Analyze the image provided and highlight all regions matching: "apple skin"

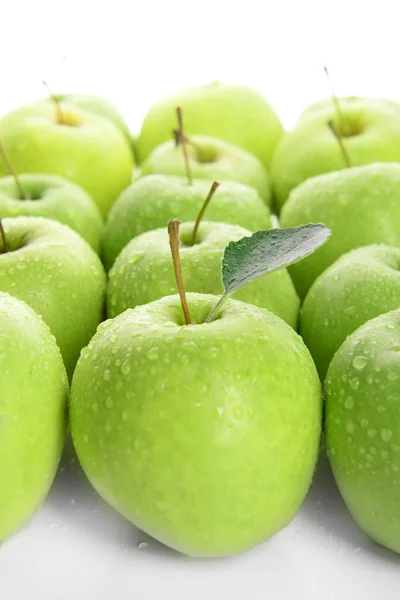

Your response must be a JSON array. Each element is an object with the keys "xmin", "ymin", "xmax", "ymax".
[
  {"xmin": 0, "ymin": 102, "xmax": 134, "ymax": 217},
  {"xmin": 0, "ymin": 292, "xmax": 68, "ymax": 543},
  {"xmin": 136, "ymin": 81, "xmax": 283, "ymax": 166},
  {"xmin": 107, "ymin": 221, "xmax": 299, "ymax": 328},
  {"xmin": 280, "ymin": 163, "xmax": 400, "ymax": 299},
  {"xmin": 70, "ymin": 293, "xmax": 321, "ymax": 557},
  {"xmin": 102, "ymin": 175, "xmax": 272, "ymax": 271},
  {"xmin": 140, "ymin": 134, "xmax": 271, "ymax": 206},
  {"xmin": 271, "ymin": 97, "xmax": 400, "ymax": 211},
  {"xmin": 0, "ymin": 174, "xmax": 103, "ymax": 253},
  {"xmin": 301, "ymin": 244, "xmax": 400, "ymax": 380},
  {"xmin": 0, "ymin": 217, "xmax": 106, "ymax": 379},
  {"xmin": 325, "ymin": 308, "xmax": 400, "ymax": 553},
  {"xmin": 58, "ymin": 94, "xmax": 131, "ymax": 143}
]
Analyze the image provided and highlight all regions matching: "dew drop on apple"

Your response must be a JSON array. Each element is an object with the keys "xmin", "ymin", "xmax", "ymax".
[
  {"xmin": 381, "ymin": 428, "xmax": 393, "ymax": 442},
  {"xmin": 350, "ymin": 377, "xmax": 360, "ymax": 390},
  {"xmin": 103, "ymin": 369, "xmax": 111, "ymax": 381},
  {"xmin": 352, "ymin": 356, "xmax": 368, "ymax": 371},
  {"xmin": 346, "ymin": 420, "xmax": 355, "ymax": 434},
  {"xmin": 121, "ymin": 360, "xmax": 130, "ymax": 375},
  {"xmin": 105, "ymin": 397, "xmax": 113, "ymax": 408},
  {"xmin": 367, "ymin": 428, "xmax": 377, "ymax": 438},
  {"xmin": 344, "ymin": 396, "xmax": 354, "ymax": 409}
]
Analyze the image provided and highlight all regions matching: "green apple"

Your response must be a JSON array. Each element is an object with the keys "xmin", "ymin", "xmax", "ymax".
[
  {"xmin": 57, "ymin": 94, "xmax": 131, "ymax": 143},
  {"xmin": 102, "ymin": 175, "xmax": 272, "ymax": 271},
  {"xmin": 325, "ymin": 308, "xmax": 400, "ymax": 553},
  {"xmin": 71, "ymin": 292, "xmax": 321, "ymax": 557},
  {"xmin": 0, "ymin": 101, "xmax": 134, "ymax": 216},
  {"xmin": 301, "ymin": 244, "xmax": 400, "ymax": 379},
  {"xmin": 280, "ymin": 163, "xmax": 400, "ymax": 299},
  {"xmin": 296, "ymin": 96, "xmax": 400, "ymax": 127},
  {"xmin": 107, "ymin": 221, "xmax": 299, "ymax": 328},
  {"xmin": 0, "ymin": 173, "xmax": 103, "ymax": 252},
  {"xmin": 0, "ymin": 292, "xmax": 68, "ymax": 542},
  {"xmin": 5, "ymin": 94, "xmax": 131, "ymax": 143},
  {"xmin": 0, "ymin": 216, "xmax": 106, "ymax": 378},
  {"xmin": 140, "ymin": 134, "xmax": 271, "ymax": 206},
  {"xmin": 271, "ymin": 97, "xmax": 400, "ymax": 211},
  {"xmin": 136, "ymin": 81, "xmax": 283, "ymax": 166}
]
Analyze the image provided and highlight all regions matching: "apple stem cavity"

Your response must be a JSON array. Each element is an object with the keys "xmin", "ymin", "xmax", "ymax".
[
  {"xmin": 323, "ymin": 66, "xmax": 350, "ymax": 136},
  {"xmin": 327, "ymin": 120, "xmax": 352, "ymax": 167},
  {"xmin": 168, "ymin": 218, "xmax": 192, "ymax": 325},
  {"xmin": 42, "ymin": 80, "xmax": 63, "ymax": 125},
  {"xmin": 191, "ymin": 181, "xmax": 220, "ymax": 246},
  {"xmin": 0, "ymin": 141, "xmax": 26, "ymax": 200},
  {"xmin": 0, "ymin": 220, "xmax": 8, "ymax": 254},
  {"xmin": 172, "ymin": 107, "xmax": 192, "ymax": 185}
]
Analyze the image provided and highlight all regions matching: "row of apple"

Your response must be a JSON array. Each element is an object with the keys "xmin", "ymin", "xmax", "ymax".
[{"xmin": 1, "ymin": 81, "xmax": 399, "ymax": 557}]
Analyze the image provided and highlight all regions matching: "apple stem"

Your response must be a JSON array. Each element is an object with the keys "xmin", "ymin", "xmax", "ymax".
[
  {"xmin": 327, "ymin": 121, "xmax": 351, "ymax": 167},
  {"xmin": 0, "ymin": 141, "xmax": 26, "ymax": 200},
  {"xmin": 168, "ymin": 219, "xmax": 192, "ymax": 325},
  {"xmin": 191, "ymin": 181, "xmax": 220, "ymax": 246},
  {"xmin": 42, "ymin": 81, "xmax": 63, "ymax": 124},
  {"xmin": 324, "ymin": 66, "xmax": 349, "ymax": 135},
  {"xmin": 172, "ymin": 107, "xmax": 192, "ymax": 185},
  {"xmin": 0, "ymin": 220, "xmax": 8, "ymax": 254}
]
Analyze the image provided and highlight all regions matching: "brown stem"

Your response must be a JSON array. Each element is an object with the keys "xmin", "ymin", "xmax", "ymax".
[
  {"xmin": 0, "ymin": 220, "xmax": 8, "ymax": 254},
  {"xmin": 191, "ymin": 181, "xmax": 220, "ymax": 245},
  {"xmin": 327, "ymin": 121, "xmax": 351, "ymax": 167},
  {"xmin": 172, "ymin": 106, "xmax": 192, "ymax": 185},
  {"xmin": 168, "ymin": 218, "xmax": 192, "ymax": 325},
  {"xmin": 324, "ymin": 66, "xmax": 348, "ymax": 136},
  {"xmin": 42, "ymin": 81, "xmax": 63, "ymax": 124},
  {"xmin": 0, "ymin": 141, "xmax": 26, "ymax": 199}
]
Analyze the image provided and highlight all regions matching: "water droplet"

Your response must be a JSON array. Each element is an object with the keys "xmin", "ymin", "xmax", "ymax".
[
  {"xmin": 105, "ymin": 398, "xmax": 113, "ymax": 409},
  {"xmin": 121, "ymin": 361, "xmax": 130, "ymax": 375},
  {"xmin": 381, "ymin": 429, "xmax": 393, "ymax": 442},
  {"xmin": 349, "ymin": 378, "xmax": 359, "ymax": 390},
  {"xmin": 346, "ymin": 420, "xmax": 355, "ymax": 434},
  {"xmin": 137, "ymin": 542, "xmax": 148, "ymax": 549},
  {"xmin": 103, "ymin": 369, "xmax": 111, "ymax": 381},
  {"xmin": 344, "ymin": 396, "xmax": 354, "ymax": 409},
  {"xmin": 352, "ymin": 356, "xmax": 368, "ymax": 371},
  {"xmin": 367, "ymin": 428, "xmax": 377, "ymax": 438},
  {"xmin": 387, "ymin": 372, "xmax": 398, "ymax": 382},
  {"xmin": 386, "ymin": 322, "xmax": 395, "ymax": 330}
]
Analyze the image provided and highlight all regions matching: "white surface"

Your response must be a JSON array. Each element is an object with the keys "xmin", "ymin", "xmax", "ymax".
[
  {"xmin": 1, "ymin": 438, "xmax": 399, "ymax": 599},
  {"xmin": 1, "ymin": 0, "xmax": 400, "ymax": 132},
  {"xmin": 2, "ymin": 1, "xmax": 400, "ymax": 596}
]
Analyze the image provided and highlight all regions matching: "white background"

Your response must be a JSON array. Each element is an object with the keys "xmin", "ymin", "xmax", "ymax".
[{"xmin": 1, "ymin": 1, "xmax": 400, "ymax": 598}]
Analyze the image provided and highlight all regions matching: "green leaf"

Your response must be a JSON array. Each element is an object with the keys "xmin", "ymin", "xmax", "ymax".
[{"xmin": 205, "ymin": 223, "xmax": 331, "ymax": 323}]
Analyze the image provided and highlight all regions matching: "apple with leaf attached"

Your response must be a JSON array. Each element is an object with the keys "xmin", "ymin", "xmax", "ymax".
[
  {"xmin": 107, "ymin": 181, "xmax": 299, "ymax": 328},
  {"xmin": 71, "ymin": 220, "xmax": 330, "ymax": 557}
]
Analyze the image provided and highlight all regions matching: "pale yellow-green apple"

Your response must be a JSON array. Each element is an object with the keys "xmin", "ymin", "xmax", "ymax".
[
  {"xmin": 107, "ymin": 221, "xmax": 299, "ymax": 328},
  {"xmin": 0, "ymin": 217, "xmax": 106, "ymax": 378},
  {"xmin": 325, "ymin": 309, "xmax": 400, "ymax": 553},
  {"xmin": 0, "ymin": 292, "xmax": 68, "ymax": 542},
  {"xmin": 71, "ymin": 223, "xmax": 330, "ymax": 556},
  {"xmin": 301, "ymin": 244, "xmax": 400, "ymax": 379},
  {"xmin": 0, "ymin": 101, "xmax": 133, "ymax": 216},
  {"xmin": 140, "ymin": 134, "xmax": 271, "ymax": 206},
  {"xmin": 136, "ymin": 82, "xmax": 283, "ymax": 166},
  {"xmin": 102, "ymin": 175, "xmax": 272, "ymax": 271},
  {"xmin": 271, "ymin": 97, "xmax": 400, "ymax": 211},
  {"xmin": 71, "ymin": 293, "xmax": 321, "ymax": 557},
  {"xmin": 0, "ymin": 173, "xmax": 103, "ymax": 252},
  {"xmin": 280, "ymin": 163, "xmax": 400, "ymax": 299}
]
